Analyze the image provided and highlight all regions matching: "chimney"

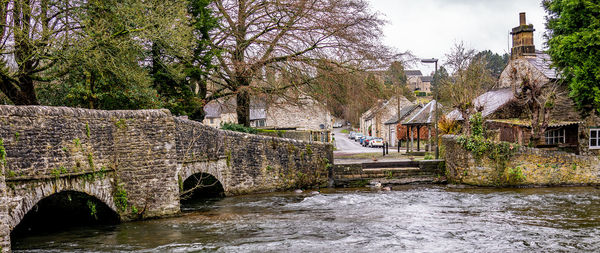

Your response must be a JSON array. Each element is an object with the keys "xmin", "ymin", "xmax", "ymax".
[
  {"xmin": 511, "ymin": 12, "xmax": 535, "ymax": 59},
  {"xmin": 519, "ymin": 12, "xmax": 526, "ymax": 26}
]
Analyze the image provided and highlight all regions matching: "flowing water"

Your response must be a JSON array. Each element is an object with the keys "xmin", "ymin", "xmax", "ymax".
[{"xmin": 12, "ymin": 185, "xmax": 600, "ymax": 252}]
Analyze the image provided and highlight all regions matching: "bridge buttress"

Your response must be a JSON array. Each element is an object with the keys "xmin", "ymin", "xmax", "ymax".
[{"xmin": 0, "ymin": 164, "xmax": 10, "ymax": 253}]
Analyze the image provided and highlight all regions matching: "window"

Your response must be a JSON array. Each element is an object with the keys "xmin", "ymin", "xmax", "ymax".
[
  {"xmin": 545, "ymin": 128, "xmax": 565, "ymax": 145},
  {"xmin": 210, "ymin": 118, "xmax": 214, "ymax": 124},
  {"xmin": 258, "ymin": 119, "xmax": 266, "ymax": 127},
  {"xmin": 590, "ymin": 128, "xmax": 600, "ymax": 149}
]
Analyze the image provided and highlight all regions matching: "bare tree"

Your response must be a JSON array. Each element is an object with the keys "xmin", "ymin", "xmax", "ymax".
[
  {"xmin": 441, "ymin": 43, "xmax": 495, "ymax": 135},
  {"xmin": 444, "ymin": 41, "xmax": 476, "ymax": 74},
  {"xmin": 208, "ymin": 0, "xmax": 392, "ymax": 126},
  {"xmin": 507, "ymin": 64, "xmax": 565, "ymax": 146},
  {"xmin": 0, "ymin": 0, "xmax": 81, "ymax": 105}
]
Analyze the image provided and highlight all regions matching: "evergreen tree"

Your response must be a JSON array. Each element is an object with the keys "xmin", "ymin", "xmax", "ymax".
[{"xmin": 544, "ymin": 0, "xmax": 600, "ymax": 115}]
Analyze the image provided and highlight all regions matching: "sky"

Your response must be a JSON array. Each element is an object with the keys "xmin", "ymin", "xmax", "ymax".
[{"xmin": 368, "ymin": 0, "xmax": 547, "ymax": 75}]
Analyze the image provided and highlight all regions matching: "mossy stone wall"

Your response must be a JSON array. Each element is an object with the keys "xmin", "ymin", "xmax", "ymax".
[{"xmin": 443, "ymin": 135, "xmax": 600, "ymax": 186}]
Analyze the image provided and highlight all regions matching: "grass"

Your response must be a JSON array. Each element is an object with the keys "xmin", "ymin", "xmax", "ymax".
[{"xmin": 340, "ymin": 129, "xmax": 350, "ymax": 134}]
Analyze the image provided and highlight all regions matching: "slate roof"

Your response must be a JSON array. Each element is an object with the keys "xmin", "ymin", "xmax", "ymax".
[
  {"xmin": 420, "ymin": 76, "xmax": 433, "ymax": 82},
  {"xmin": 384, "ymin": 104, "xmax": 422, "ymax": 125},
  {"xmin": 203, "ymin": 98, "xmax": 266, "ymax": 119},
  {"xmin": 528, "ymin": 51, "xmax": 558, "ymax": 80},
  {"xmin": 403, "ymin": 100, "xmax": 442, "ymax": 125},
  {"xmin": 250, "ymin": 108, "xmax": 266, "ymax": 120},
  {"xmin": 405, "ymin": 70, "xmax": 423, "ymax": 76},
  {"xmin": 487, "ymin": 119, "xmax": 581, "ymax": 128},
  {"xmin": 446, "ymin": 88, "xmax": 515, "ymax": 121}
]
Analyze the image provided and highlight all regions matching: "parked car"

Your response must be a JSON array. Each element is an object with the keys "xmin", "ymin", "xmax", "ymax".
[
  {"xmin": 349, "ymin": 131, "xmax": 357, "ymax": 139},
  {"xmin": 362, "ymin": 136, "xmax": 373, "ymax": 146},
  {"xmin": 354, "ymin": 133, "xmax": 364, "ymax": 141},
  {"xmin": 369, "ymin": 138, "xmax": 384, "ymax": 148},
  {"xmin": 333, "ymin": 122, "xmax": 343, "ymax": 128},
  {"xmin": 357, "ymin": 135, "xmax": 366, "ymax": 144}
]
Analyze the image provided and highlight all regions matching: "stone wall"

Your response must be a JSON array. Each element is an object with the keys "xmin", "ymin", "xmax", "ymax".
[
  {"xmin": 0, "ymin": 163, "xmax": 9, "ymax": 253},
  {"xmin": 255, "ymin": 130, "xmax": 330, "ymax": 143},
  {"xmin": 175, "ymin": 118, "xmax": 333, "ymax": 195},
  {"xmin": 443, "ymin": 135, "xmax": 600, "ymax": 186}
]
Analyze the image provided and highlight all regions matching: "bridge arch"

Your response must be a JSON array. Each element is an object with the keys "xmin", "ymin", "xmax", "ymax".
[
  {"xmin": 11, "ymin": 190, "xmax": 120, "ymax": 238},
  {"xmin": 178, "ymin": 159, "xmax": 228, "ymax": 203},
  {"xmin": 7, "ymin": 175, "xmax": 118, "ymax": 232},
  {"xmin": 180, "ymin": 172, "xmax": 225, "ymax": 203}
]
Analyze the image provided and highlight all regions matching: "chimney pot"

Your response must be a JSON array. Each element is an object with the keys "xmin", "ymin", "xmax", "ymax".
[{"xmin": 519, "ymin": 12, "xmax": 526, "ymax": 25}]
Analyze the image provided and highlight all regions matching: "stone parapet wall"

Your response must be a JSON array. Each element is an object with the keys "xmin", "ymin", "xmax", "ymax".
[
  {"xmin": 443, "ymin": 135, "xmax": 600, "ymax": 186},
  {"xmin": 175, "ymin": 118, "xmax": 333, "ymax": 195}
]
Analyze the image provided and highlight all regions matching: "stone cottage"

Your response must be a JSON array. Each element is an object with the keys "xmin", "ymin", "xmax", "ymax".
[
  {"xmin": 203, "ymin": 95, "xmax": 332, "ymax": 132},
  {"xmin": 447, "ymin": 12, "xmax": 599, "ymax": 154},
  {"xmin": 405, "ymin": 70, "xmax": 423, "ymax": 91},
  {"xmin": 360, "ymin": 95, "xmax": 413, "ymax": 140}
]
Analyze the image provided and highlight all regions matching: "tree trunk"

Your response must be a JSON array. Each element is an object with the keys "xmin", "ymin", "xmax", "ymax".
[
  {"xmin": 236, "ymin": 88, "xmax": 250, "ymax": 126},
  {"xmin": 460, "ymin": 111, "xmax": 471, "ymax": 135}
]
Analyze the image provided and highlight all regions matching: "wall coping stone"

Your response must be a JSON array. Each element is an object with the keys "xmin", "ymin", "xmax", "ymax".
[
  {"xmin": 175, "ymin": 117, "xmax": 330, "ymax": 146},
  {"xmin": 0, "ymin": 105, "xmax": 172, "ymax": 119}
]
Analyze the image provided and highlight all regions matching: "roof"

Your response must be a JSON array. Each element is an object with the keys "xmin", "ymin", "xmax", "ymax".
[
  {"xmin": 446, "ymin": 88, "xmax": 515, "ymax": 121},
  {"xmin": 405, "ymin": 70, "xmax": 423, "ymax": 77},
  {"xmin": 420, "ymin": 76, "xmax": 433, "ymax": 82},
  {"xmin": 403, "ymin": 100, "xmax": 442, "ymax": 125},
  {"xmin": 527, "ymin": 51, "xmax": 558, "ymax": 80},
  {"xmin": 487, "ymin": 119, "xmax": 581, "ymax": 128},
  {"xmin": 204, "ymin": 98, "xmax": 266, "ymax": 119},
  {"xmin": 384, "ymin": 104, "xmax": 422, "ymax": 125},
  {"xmin": 250, "ymin": 108, "xmax": 266, "ymax": 120}
]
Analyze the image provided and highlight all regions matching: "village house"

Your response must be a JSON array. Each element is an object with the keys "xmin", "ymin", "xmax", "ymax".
[
  {"xmin": 418, "ymin": 76, "xmax": 433, "ymax": 93},
  {"xmin": 447, "ymin": 12, "xmax": 599, "ymax": 155},
  {"xmin": 359, "ymin": 96, "xmax": 413, "ymax": 142},
  {"xmin": 203, "ymin": 95, "xmax": 332, "ymax": 132},
  {"xmin": 406, "ymin": 70, "xmax": 423, "ymax": 91}
]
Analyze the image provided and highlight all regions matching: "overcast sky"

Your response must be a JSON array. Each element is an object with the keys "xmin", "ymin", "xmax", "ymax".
[{"xmin": 369, "ymin": 0, "xmax": 547, "ymax": 75}]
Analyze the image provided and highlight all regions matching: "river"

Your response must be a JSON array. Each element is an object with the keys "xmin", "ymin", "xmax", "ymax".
[{"xmin": 12, "ymin": 185, "xmax": 600, "ymax": 252}]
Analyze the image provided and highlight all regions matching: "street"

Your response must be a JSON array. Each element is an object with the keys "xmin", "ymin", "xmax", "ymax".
[{"xmin": 333, "ymin": 127, "xmax": 383, "ymax": 154}]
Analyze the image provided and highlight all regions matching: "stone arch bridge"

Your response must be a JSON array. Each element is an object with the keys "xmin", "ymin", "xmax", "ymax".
[{"xmin": 0, "ymin": 106, "xmax": 332, "ymax": 252}]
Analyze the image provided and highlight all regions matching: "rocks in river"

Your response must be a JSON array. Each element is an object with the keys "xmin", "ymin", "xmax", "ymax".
[
  {"xmin": 294, "ymin": 189, "xmax": 303, "ymax": 194},
  {"xmin": 381, "ymin": 187, "xmax": 391, "ymax": 191},
  {"xmin": 310, "ymin": 191, "xmax": 320, "ymax": 195}
]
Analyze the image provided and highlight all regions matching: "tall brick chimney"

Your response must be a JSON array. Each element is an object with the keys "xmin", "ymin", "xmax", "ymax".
[{"xmin": 511, "ymin": 12, "xmax": 535, "ymax": 59}]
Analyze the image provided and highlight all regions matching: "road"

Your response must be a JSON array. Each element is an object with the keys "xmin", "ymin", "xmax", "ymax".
[{"xmin": 332, "ymin": 127, "xmax": 381, "ymax": 154}]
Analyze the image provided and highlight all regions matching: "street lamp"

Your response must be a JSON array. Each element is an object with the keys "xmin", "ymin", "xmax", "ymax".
[{"xmin": 421, "ymin": 58, "xmax": 439, "ymax": 159}]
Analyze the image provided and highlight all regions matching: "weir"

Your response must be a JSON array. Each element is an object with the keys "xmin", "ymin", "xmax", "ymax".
[{"xmin": 0, "ymin": 105, "xmax": 332, "ymax": 252}]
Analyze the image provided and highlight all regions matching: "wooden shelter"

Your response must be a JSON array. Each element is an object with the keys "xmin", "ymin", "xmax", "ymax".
[{"xmin": 402, "ymin": 100, "xmax": 441, "ymax": 152}]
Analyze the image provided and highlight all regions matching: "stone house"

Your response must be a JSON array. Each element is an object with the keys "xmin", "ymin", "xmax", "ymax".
[
  {"xmin": 360, "ymin": 96, "xmax": 413, "ymax": 140},
  {"xmin": 203, "ymin": 96, "xmax": 332, "ymax": 132},
  {"xmin": 418, "ymin": 76, "xmax": 432, "ymax": 93},
  {"xmin": 202, "ymin": 100, "xmax": 237, "ymax": 128},
  {"xmin": 405, "ymin": 70, "xmax": 423, "ymax": 91},
  {"xmin": 265, "ymin": 96, "xmax": 333, "ymax": 131},
  {"xmin": 447, "ymin": 12, "xmax": 600, "ymax": 155}
]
